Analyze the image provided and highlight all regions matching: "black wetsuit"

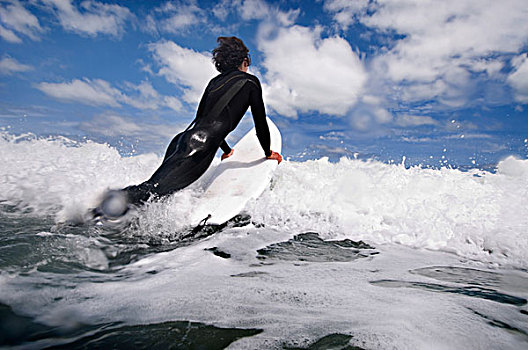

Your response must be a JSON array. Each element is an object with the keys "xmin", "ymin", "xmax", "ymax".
[{"xmin": 124, "ymin": 70, "xmax": 272, "ymax": 205}]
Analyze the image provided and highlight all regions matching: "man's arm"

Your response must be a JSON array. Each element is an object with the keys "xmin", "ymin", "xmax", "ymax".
[
  {"xmin": 220, "ymin": 140, "xmax": 231, "ymax": 154},
  {"xmin": 249, "ymin": 78, "xmax": 272, "ymax": 157}
]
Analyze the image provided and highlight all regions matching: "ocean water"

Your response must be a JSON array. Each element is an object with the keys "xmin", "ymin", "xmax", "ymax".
[{"xmin": 1, "ymin": 132, "xmax": 527, "ymax": 349}]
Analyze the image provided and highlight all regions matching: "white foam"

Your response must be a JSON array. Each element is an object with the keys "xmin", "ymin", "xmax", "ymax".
[
  {"xmin": 1, "ymin": 132, "xmax": 160, "ymax": 222},
  {"xmin": 249, "ymin": 156, "xmax": 528, "ymax": 268},
  {"xmin": 1, "ymin": 230, "xmax": 526, "ymax": 349},
  {"xmin": 1, "ymin": 133, "xmax": 527, "ymax": 267}
]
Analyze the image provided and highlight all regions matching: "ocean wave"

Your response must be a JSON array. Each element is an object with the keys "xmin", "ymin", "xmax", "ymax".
[
  {"xmin": 248, "ymin": 156, "xmax": 528, "ymax": 268},
  {"xmin": 2, "ymin": 132, "xmax": 527, "ymax": 267}
]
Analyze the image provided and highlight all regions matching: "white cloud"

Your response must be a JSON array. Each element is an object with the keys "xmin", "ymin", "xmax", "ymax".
[
  {"xmin": 507, "ymin": 54, "xmax": 528, "ymax": 104},
  {"xmin": 326, "ymin": 0, "xmax": 528, "ymax": 108},
  {"xmin": 149, "ymin": 40, "xmax": 217, "ymax": 104},
  {"xmin": 82, "ymin": 114, "xmax": 141, "ymax": 136},
  {"xmin": 145, "ymin": 0, "xmax": 205, "ymax": 35},
  {"xmin": 470, "ymin": 59, "xmax": 504, "ymax": 77},
  {"xmin": 125, "ymin": 81, "xmax": 183, "ymax": 112},
  {"xmin": 400, "ymin": 136, "xmax": 435, "ymax": 143},
  {"xmin": 212, "ymin": 0, "xmax": 231, "ymax": 21},
  {"xmin": 239, "ymin": 0, "xmax": 299, "ymax": 25},
  {"xmin": 208, "ymin": 0, "xmax": 299, "ymax": 27},
  {"xmin": 41, "ymin": 0, "xmax": 132, "ymax": 37},
  {"xmin": 444, "ymin": 133, "xmax": 492, "ymax": 140},
  {"xmin": 0, "ymin": 24, "xmax": 21, "ymax": 43},
  {"xmin": 323, "ymin": 0, "xmax": 369, "ymax": 30},
  {"xmin": 163, "ymin": 96, "xmax": 183, "ymax": 112},
  {"xmin": 0, "ymin": 56, "xmax": 33, "ymax": 74},
  {"xmin": 238, "ymin": 0, "xmax": 268, "ymax": 20},
  {"xmin": 121, "ymin": 81, "xmax": 162, "ymax": 110},
  {"xmin": 36, "ymin": 78, "xmax": 182, "ymax": 111},
  {"xmin": 348, "ymin": 99, "xmax": 392, "ymax": 131},
  {"xmin": 0, "ymin": 0, "xmax": 43, "ymax": 42},
  {"xmin": 79, "ymin": 114, "xmax": 177, "ymax": 139},
  {"xmin": 395, "ymin": 114, "xmax": 439, "ymax": 127},
  {"xmin": 36, "ymin": 78, "xmax": 123, "ymax": 107},
  {"xmin": 258, "ymin": 25, "xmax": 367, "ymax": 118}
]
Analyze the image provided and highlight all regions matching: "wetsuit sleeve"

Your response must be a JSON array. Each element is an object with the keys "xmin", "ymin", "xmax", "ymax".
[
  {"xmin": 249, "ymin": 78, "xmax": 272, "ymax": 157},
  {"xmin": 220, "ymin": 140, "xmax": 231, "ymax": 154}
]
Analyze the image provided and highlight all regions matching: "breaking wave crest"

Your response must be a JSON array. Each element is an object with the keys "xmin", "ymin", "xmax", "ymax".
[{"xmin": 2, "ymin": 132, "xmax": 527, "ymax": 267}]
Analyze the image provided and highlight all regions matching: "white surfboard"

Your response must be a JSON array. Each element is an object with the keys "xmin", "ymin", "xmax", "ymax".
[{"xmin": 191, "ymin": 117, "xmax": 281, "ymax": 226}]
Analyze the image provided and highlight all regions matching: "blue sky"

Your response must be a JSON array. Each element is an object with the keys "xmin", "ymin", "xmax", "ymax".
[{"xmin": 1, "ymin": 0, "xmax": 527, "ymax": 166}]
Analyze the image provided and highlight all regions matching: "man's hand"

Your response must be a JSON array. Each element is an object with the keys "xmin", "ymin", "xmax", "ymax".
[
  {"xmin": 267, "ymin": 150, "xmax": 282, "ymax": 164},
  {"xmin": 221, "ymin": 149, "xmax": 234, "ymax": 161}
]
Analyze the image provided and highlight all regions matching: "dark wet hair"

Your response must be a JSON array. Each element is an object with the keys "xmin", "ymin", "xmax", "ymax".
[{"xmin": 212, "ymin": 36, "xmax": 250, "ymax": 73}]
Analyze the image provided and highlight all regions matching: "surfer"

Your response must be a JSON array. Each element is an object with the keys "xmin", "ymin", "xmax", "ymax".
[{"xmin": 97, "ymin": 36, "xmax": 282, "ymax": 218}]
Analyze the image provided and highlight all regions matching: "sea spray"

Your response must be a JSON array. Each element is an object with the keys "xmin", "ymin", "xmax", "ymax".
[
  {"xmin": 248, "ymin": 156, "xmax": 528, "ymax": 267},
  {"xmin": 1, "ymin": 132, "xmax": 527, "ymax": 267},
  {"xmin": 1, "ymin": 132, "xmax": 160, "ymax": 221}
]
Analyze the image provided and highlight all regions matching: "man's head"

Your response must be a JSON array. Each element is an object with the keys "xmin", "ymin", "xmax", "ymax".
[{"xmin": 212, "ymin": 36, "xmax": 251, "ymax": 73}]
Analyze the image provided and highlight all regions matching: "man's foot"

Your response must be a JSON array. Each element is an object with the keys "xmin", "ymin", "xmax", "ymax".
[{"xmin": 98, "ymin": 190, "xmax": 130, "ymax": 219}]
